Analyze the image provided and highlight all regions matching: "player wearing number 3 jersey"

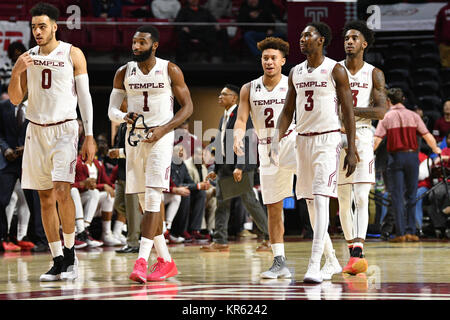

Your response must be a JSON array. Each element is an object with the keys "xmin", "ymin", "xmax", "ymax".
[
  {"xmin": 108, "ymin": 25, "xmax": 193, "ymax": 283},
  {"xmin": 337, "ymin": 21, "xmax": 387, "ymax": 275},
  {"xmin": 277, "ymin": 22, "xmax": 358, "ymax": 283},
  {"xmin": 8, "ymin": 2, "xmax": 96, "ymax": 282},
  {"xmin": 234, "ymin": 37, "xmax": 296, "ymax": 280}
]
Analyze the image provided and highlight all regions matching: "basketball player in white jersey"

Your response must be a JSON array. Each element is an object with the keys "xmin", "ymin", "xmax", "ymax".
[
  {"xmin": 233, "ymin": 37, "xmax": 295, "ymax": 279},
  {"xmin": 277, "ymin": 22, "xmax": 358, "ymax": 283},
  {"xmin": 8, "ymin": 3, "xmax": 96, "ymax": 281},
  {"xmin": 108, "ymin": 25, "xmax": 193, "ymax": 283},
  {"xmin": 338, "ymin": 21, "xmax": 387, "ymax": 275}
]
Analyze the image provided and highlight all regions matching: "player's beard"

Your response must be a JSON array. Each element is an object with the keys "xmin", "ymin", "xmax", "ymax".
[
  {"xmin": 37, "ymin": 31, "xmax": 54, "ymax": 47},
  {"xmin": 132, "ymin": 47, "xmax": 153, "ymax": 62}
]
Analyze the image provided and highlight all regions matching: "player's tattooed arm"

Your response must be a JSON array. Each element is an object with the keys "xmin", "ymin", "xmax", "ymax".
[
  {"xmin": 234, "ymin": 83, "xmax": 251, "ymax": 156},
  {"xmin": 333, "ymin": 63, "xmax": 358, "ymax": 177},
  {"xmin": 144, "ymin": 62, "xmax": 193, "ymax": 143},
  {"xmin": 353, "ymin": 68, "xmax": 388, "ymax": 120},
  {"xmin": 276, "ymin": 68, "xmax": 296, "ymax": 141}
]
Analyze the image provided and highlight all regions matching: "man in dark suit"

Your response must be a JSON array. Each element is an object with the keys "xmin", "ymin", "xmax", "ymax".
[
  {"xmin": 0, "ymin": 98, "xmax": 47, "ymax": 252},
  {"xmin": 200, "ymin": 84, "xmax": 269, "ymax": 252}
]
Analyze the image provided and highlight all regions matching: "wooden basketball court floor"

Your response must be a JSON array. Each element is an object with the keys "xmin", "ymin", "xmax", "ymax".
[{"xmin": 1, "ymin": 237, "xmax": 449, "ymax": 301}]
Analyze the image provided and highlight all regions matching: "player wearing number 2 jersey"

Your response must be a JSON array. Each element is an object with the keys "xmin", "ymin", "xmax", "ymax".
[
  {"xmin": 234, "ymin": 37, "xmax": 295, "ymax": 280},
  {"xmin": 108, "ymin": 25, "xmax": 193, "ymax": 283},
  {"xmin": 8, "ymin": 2, "xmax": 96, "ymax": 282},
  {"xmin": 337, "ymin": 21, "xmax": 387, "ymax": 275},
  {"xmin": 277, "ymin": 22, "xmax": 358, "ymax": 283}
]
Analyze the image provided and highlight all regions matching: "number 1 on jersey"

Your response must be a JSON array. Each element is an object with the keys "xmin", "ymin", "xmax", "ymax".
[{"xmin": 143, "ymin": 91, "xmax": 149, "ymax": 111}]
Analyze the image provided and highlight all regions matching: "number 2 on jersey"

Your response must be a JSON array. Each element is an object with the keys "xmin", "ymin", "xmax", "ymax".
[
  {"xmin": 264, "ymin": 107, "xmax": 274, "ymax": 128},
  {"xmin": 142, "ymin": 91, "xmax": 149, "ymax": 111}
]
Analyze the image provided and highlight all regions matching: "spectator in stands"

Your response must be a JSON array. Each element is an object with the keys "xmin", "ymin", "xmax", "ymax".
[
  {"xmin": 433, "ymin": 100, "xmax": 450, "ymax": 143},
  {"xmin": 416, "ymin": 152, "xmax": 432, "ymax": 237},
  {"xmin": 108, "ymin": 122, "xmax": 141, "ymax": 253},
  {"xmin": 166, "ymin": 144, "xmax": 211, "ymax": 243},
  {"xmin": 374, "ymin": 88, "xmax": 441, "ymax": 242},
  {"xmin": 174, "ymin": 0, "xmax": 227, "ymax": 62},
  {"xmin": 92, "ymin": 0, "xmax": 122, "ymax": 18},
  {"xmin": 434, "ymin": 1, "xmax": 450, "ymax": 68},
  {"xmin": 0, "ymin": 41, "xmax": 26, "ymax": 95},
  {"xmin": 203, "ymin": 0, "xmax": 232, "ymax": 20},
  {"xmin": 151, "ymin": 0, "xmax": 181, "ymax": 19},
  {"xmin": 237, "ymin": 0, "xmax": 283, "ymax": 57},
  {"xmin": 96, "ymin": 133, "xmax": 116, "ymax": 176},
  {"xmin": 175, "ymin": 119, "xmax": 200, "ymax": 159},
  {"xmin": 72, "ymin": 140, "xmax": 120, "ymax": 247}
]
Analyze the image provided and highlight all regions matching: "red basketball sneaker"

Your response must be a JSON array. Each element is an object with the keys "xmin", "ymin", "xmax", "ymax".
[
  {"xmin": 147, "ymin": 257, "xmax": 178, "ymax": 281},
  {"xmin": 342, "ymin": 257, "xmax": 368, "ymax": 275},
  {"xmin": 129, "ymin": 258, "xmax": 148, "ymax": 284}
]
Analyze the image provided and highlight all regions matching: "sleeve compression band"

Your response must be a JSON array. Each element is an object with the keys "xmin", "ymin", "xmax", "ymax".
[
  {"xmin": 108, "ymin": 88, "xmax": 127, "ymax": 123},
  {"xmin": 75, "ymin": 73, "xmax": 94, "ymax": 136}
]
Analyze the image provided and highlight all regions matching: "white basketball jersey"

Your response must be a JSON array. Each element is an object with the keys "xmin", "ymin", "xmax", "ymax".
[
  {"xmin": 249, "ymin": 75, "xmax": 294, "ymax": 140},
  {"xmin": 124, "ymin": 57, "xmax": 174, "ymax": 127},
  {"xmin": 292, "ymin": 57, "xmax": 340, "ymax": 134},
  {"xmin": 339, "ymin": 61, "xmax": 375, "ymax": 128},
  {"xmin": 26, "ymin": 41, "xmax": 77, "ymax": 124}
]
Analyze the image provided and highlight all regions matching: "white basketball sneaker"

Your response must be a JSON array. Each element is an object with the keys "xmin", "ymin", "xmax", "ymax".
[
  {"xmin": 320, "ymin": 250, "xmax": 342, "ymax": 280},
  {"xmin": 304, "ymin": 259, "xmax": 323, "ymax": 283}
]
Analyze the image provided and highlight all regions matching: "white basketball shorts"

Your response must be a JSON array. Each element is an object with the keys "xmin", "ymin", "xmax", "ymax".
[
  {"xmin": 338, "ymin": 127, "xmax": 375, "ymax": 185},
  {"xmin": 125, "ymin": 127, "xmax": 174, "ymax": 194},
  {"xmin": 295, "ymin": 131, "xmax": 341, "ymax": 200},
  {"xmin": 22, "ymin": 120, "xmax": 78, "ymax": 190}
]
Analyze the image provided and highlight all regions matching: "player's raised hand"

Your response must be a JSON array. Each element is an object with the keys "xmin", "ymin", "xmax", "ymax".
[
  {"xmin": 81, "ymin": 135, "xmax": 96, "ymax": 165},
  {"xmin": 12, "ymin": 52, "xmax": 33, "ymax": 74}
]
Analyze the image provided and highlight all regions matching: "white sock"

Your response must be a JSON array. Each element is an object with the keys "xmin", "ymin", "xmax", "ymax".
[
  {"xmin": 102, "ymin": 220, "xmax": 112, "ymax": 235},
  {"xmin": 76, "ymin": 218, "xmax": 85, "ymax": 234},
  {"xmin": 323, "ymin": 233, "xmax": 334, "ymax": 258},
  {"xmin": 17, "ymin": 223, "xmax": 28, "ymax": 241},
  {"xmin": 113, "ymin": 220, "xmax": 124, "ymax": 237},
  {"xmin": 153, "ymin": 234, "xmax": 172, "ymax": 262},
  {"xmin": 271, "ymin": 243, "xmax": 285, "ymax": 258},
  {"xmin": 138, "ymin": 237, "xmax": 154, "ymax": 261},
  {"xmin": 49, "ymin": 241, "xmax": 63, "ymax": 258},
  {"xmin": 63, "ymin": 232, "xmax": 75, "ymax": 249},
  {"xmin": 311, "ymin": 239, "xmax": 324, "ymax": 264}
]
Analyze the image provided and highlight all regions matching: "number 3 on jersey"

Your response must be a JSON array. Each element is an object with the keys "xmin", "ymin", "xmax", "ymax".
[{"xmin": 305, "ymin": 90, "xmax": 314, "ymax": 111}]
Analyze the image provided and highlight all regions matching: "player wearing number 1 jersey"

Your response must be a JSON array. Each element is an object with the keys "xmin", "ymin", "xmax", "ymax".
[
  {"xmin": 8, "ymin": 2, "xmax": 96, "ymax": 282},
  {"xmin": 337, "ymin": 21, "xmax": 387, "ymax": 275},
  {"xmin": 108, "ymin": 25, "xmax": 193, "ymax": 283},
  {"xmin": 277, "ymin": 22, "xmax": 358, "ymax": 283},
  {"xmin": 234, "ymin": 37, "xmax": 295, "ymax": 279}
]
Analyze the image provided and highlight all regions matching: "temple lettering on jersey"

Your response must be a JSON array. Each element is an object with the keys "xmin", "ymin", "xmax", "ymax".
[
  {"xmin": 350, "ymin": 82, "xmax": 368, "ymax": 89},
  {"xmin": 128, "ymin": 82, "xmax": 165, "ymax": 90},
  {"xmin": 33, "ymin": 60, "xmax": 64, "ymax": 67},
  {"xmin": 252, "ymin": 98, "xmax": 285, "ymax": 106},
  {"xmin": 295, "ymin": 81, "xmax": 327, "ymax": 88}
]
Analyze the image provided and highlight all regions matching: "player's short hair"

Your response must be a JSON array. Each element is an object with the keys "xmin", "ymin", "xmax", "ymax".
[
  {"xmin": 30, "ymin": 2, "xmax": 60, "ymax": 21},
  {"xmin": 224, "ymin": 84, "xmax": 240, "ymax": 96},
  {"xmin": 257, "ymin": 37, "xmax": 290, "ymax": 57},
  {"xmin": 387, "ymin": 88, "xmax": 404, "ymax": 105},
  {"xmin": 306, "ymin": 22, "xmax": 332, "ymax": 48},
  {"xmin": 136, "ymin": 25, "xmax": 160, "ymax": 42},
  {"xmin": 342, "ymin": 20, "xmax": 375, "ymax": 51}
]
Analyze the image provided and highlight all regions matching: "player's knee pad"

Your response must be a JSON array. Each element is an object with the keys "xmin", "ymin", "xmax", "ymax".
[{"xmin": 145, "ymin": 187, "xmax": 163, "ymax": 212}]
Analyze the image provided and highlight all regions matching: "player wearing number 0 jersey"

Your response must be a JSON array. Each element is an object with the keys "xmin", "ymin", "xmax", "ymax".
[
  {"xmin": 337, "ymin": 21, "xmax": 387, "ymax": 275},
  {"xmin": 277, "ymin": 22, "xmax": 358, "ymax": 283},
  {"xmin": 108, "ymin": 25, "xmax": 193, "ymax": 284},
  {"xmin": 234, "ymin": 37, "xmax": 295, "ymax": 280},
  {"xmin": 8, "ymin": 3, "xmax": 96, "ymax": 282}
]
